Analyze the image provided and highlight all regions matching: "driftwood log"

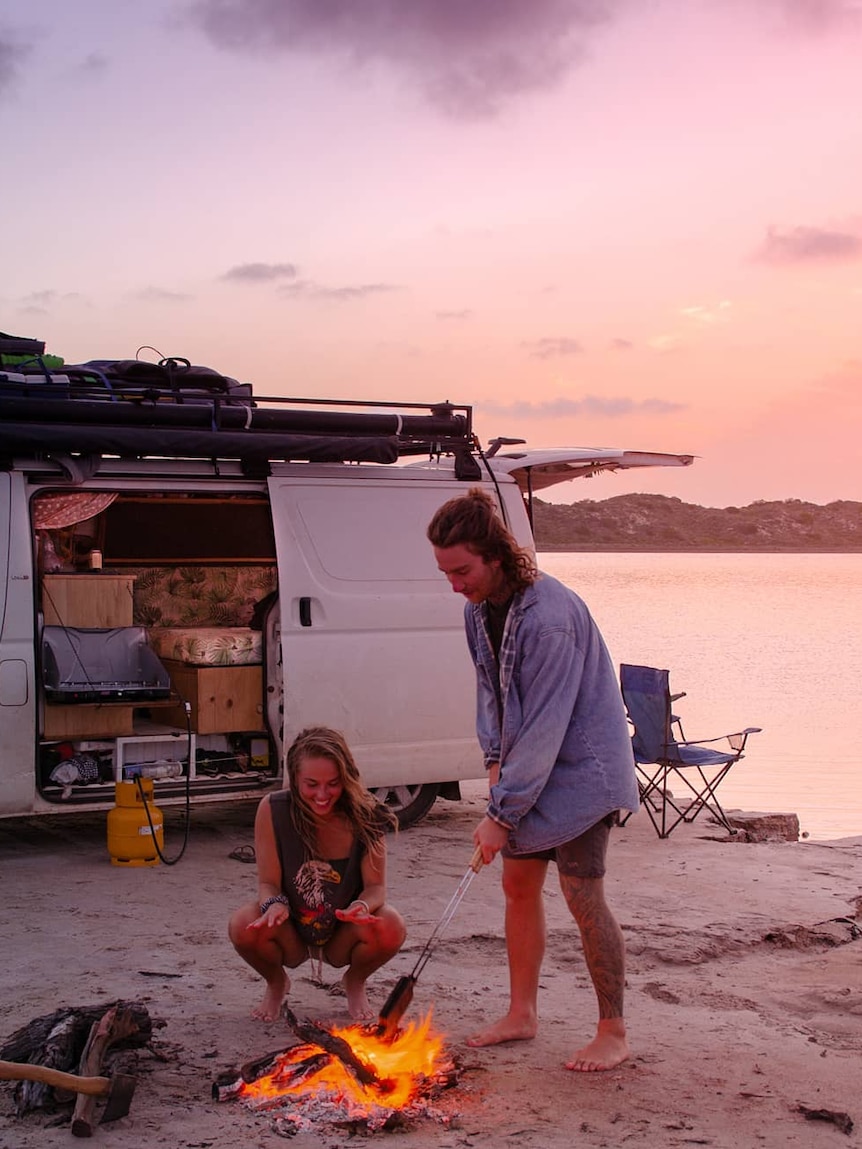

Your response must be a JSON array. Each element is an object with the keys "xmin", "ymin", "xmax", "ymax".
[{"xmin": 0, "ymin": 1001, "xmax": 154, "ymax": 1117}]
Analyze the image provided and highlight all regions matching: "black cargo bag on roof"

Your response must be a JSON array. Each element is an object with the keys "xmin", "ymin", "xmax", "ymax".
[
  {"xmin": 0, "ymin": 331, "xmax": 46, "ymax": 357},
  {"xmin": 72, "ymin": 357, "xmax": 254, "ymax": 404}
]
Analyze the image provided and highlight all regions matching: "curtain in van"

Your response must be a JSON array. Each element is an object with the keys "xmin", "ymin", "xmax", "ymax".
[{"xmin": 33, "ymin": 492, "xmax": 117, "ymax": 530}]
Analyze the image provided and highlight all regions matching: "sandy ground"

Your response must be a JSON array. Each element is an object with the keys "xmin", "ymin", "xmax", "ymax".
[{"xmin": 1, "ymin": 782, "xmax": 860, "ymax": 1149}]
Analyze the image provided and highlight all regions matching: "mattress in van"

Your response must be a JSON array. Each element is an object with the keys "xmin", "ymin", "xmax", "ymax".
[{"xmin": 149, "ymin": 627, "xmax": 262, "ymax": 667}]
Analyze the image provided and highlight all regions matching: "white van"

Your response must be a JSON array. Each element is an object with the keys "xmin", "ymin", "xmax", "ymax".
[{"xmin": 0, "ymin": 353, "xmax": 692, "ymax": 825}]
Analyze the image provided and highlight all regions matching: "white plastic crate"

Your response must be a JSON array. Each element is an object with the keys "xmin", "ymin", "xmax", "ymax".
[{"xmin": 114, "ymin": 732, "xmax": 196, "ymax": 781}]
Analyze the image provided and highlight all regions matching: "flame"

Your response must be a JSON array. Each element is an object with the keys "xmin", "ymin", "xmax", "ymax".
[{"xmin": 239, "ymin": 1011, "xmax": 450, "ymax": 1112}]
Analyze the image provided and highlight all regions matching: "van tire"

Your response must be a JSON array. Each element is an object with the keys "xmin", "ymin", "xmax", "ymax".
[{"xmin": 371, "ymin": 783, "xmax": 440, "ymax": 830}]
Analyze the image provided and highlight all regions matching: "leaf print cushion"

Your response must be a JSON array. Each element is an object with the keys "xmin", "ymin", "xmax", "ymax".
[{"xmin": 149, "ymin": 627, "xmax": 263, "ymax": 666}]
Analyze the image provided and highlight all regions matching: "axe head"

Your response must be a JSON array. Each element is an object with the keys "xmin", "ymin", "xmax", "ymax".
[{"xmin": 99, "ymin": 1072, "xmax": 137, "ymax": 1124}]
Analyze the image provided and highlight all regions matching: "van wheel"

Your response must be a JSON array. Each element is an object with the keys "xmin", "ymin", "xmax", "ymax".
[{"xmin": 371, "ymin": 783, "xmax": 440, "ymax": 830}]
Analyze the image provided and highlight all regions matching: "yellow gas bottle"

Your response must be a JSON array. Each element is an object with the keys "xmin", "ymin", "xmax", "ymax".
[{"xmin": 107, "ymin": 780, "xmax": 164, "ymax": 866}]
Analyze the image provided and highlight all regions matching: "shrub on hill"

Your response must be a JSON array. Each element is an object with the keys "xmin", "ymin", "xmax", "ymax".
[{"xmin": 531, "ymin": 495, "xmax": 862, "ymax": 550}]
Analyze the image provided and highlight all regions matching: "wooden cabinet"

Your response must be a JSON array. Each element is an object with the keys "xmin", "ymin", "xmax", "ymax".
[
  {"xmin": 159, "ymin": 661, "xmax": 264, "ymax": 734},
  {"xmin": 41, "ymin": 574, "xmax": 137, "ymax": 739},
  {"xmin": 43, "ymin": 704, "xmax": 135, "ymax": 740},
  {"xmin": 42, "ymin": 574, "xmax": 135, "ymax": 628}
]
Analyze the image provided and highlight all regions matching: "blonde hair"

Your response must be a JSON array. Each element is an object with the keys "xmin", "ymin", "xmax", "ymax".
[
  {"xmin": 427, "ymin": 487, "xmax": 537, "ymax": 594},
  {"xmin": 286, "ymin": 726, "xmax": 396, "ymax": 857}
]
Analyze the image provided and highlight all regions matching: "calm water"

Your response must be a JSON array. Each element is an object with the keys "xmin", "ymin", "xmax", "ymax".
[{"xmin": 540, "ymin": 552, "xmax": 862, "ymax": 842}]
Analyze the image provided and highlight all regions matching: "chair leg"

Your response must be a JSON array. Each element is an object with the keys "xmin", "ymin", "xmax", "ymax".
[
  {"xmin": 634, "ymin": 766, "xmax": 691, "ymax": 839},
  {"xmin": 669, "ymin": 764, "xmax": 738, "ymax": 836}
]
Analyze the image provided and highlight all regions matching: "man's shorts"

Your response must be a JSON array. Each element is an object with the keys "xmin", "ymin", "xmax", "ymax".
[{"xmin": 505, "ymin": 812, "xmax": 618, "ymax": 879}]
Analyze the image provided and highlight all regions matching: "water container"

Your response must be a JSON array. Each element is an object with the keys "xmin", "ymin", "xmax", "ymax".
[
  {"xmin": 107, "ymin": 780, "xmax": 164, "ymax": 866},
  {"xmin": 122, "ymin": 760, "xmax": 183, "ymax": 780}
]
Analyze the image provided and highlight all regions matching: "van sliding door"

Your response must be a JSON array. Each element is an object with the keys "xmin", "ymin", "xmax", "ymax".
[{"xmin": 266, "ymin": 477, "xmax": 480, "ymax": 788}]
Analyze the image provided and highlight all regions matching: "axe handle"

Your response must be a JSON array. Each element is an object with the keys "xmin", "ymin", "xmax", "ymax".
[{"xmin": 0, "ymin": 1060, "xmax": 111, "ymax": 1096}]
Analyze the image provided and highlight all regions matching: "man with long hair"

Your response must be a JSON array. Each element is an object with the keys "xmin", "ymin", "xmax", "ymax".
[{"xmin": 427, "ymin": 488, "xmax": 637, "ymax": 1071}]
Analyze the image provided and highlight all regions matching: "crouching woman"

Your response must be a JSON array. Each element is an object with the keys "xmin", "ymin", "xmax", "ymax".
[{"xmin": 229, "ymin": 726, "xmax": 406, "ymax": 1021}]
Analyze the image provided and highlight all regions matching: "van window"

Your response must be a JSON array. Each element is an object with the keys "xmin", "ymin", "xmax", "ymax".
[
  {"xmin": 293, "ymin": 487, "xmax": 449, "ymax": 583},
  {"xmin": 103, "ymin": 496, "xmax": 276, "ymax": 564}
]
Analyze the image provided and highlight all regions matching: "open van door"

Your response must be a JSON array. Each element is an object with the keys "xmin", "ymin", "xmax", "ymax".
[
  {"xmin": 265, "ymin": 473, "xmax": 483, "ymax": 825},
  {"xmin": 486, "ymin": 447, "xmax": 695, "ymax": 526},
  {"xmin": 488, "ymin": 447, "xmax": 695, "ymax": 492}
]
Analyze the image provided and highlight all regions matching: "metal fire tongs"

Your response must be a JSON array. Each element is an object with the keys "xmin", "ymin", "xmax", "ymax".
[{"xmin": 377, "ymin": 845, "xmax": 484, "ymax": 1039}]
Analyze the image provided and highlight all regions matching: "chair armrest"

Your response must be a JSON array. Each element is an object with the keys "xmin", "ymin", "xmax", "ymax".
[
  {"xmin": 676, "ymin": 727, "xmax": 761, "ymax": 752},
  {"xmin": 728, "ymin": 727, "xmax": 761, "ymax": 751},
  {"xmin": 670, "ymin": 691, "xmax": 687, "ymax": 702}
]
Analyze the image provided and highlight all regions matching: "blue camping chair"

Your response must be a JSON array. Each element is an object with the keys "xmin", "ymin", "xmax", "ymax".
[{"xmin": 619, "ymin": 663, "xmax": 761, "ymax": 839}]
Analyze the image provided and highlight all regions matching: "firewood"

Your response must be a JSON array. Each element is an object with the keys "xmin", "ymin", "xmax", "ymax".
[
  {"xmin": 212, "ymin": 1070, "xmax": 245, "ymax": 1102},
  {"xmin": 71, "ymin": 1003, "xmax": 141, "ymax": 1136},
  {"xmin": 240, "ymin": 1043, "xmax": 306, "ymax": 1083},
  {"xmin": 269, "ymin": 1051, "xmax": 332, "ymax": 1090},
  {"xmin": 212, "ymin": 1050, "xmax": 332, "ymax": 1102},
  {"xmin": 1, "ymin": 1002, "xmax": 153, "ymax": 1063},
  {"xmin": 283, "ymin": 1010, "xmax": 393, "ymax": 1093},
  {"xmin": 0, "ymin": 1001, "xmax": 154, "ymax": 1117}
]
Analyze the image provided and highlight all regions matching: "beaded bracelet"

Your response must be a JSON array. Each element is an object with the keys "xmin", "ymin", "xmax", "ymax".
[{"xmin": 259, "ymin": 894, "xmax": 290, "ymax": 915}]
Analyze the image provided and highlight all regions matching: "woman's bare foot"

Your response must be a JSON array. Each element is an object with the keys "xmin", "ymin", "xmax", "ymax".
[
  {"xmin": 466, "ymin": 1011, "xmax": 538, "ymax": 1047},
  {"xmin": 251, "ymin": 969, "xmax": 289, "ymax": 1022},
  {"xmin": 342, "ymin": 971, "xmax": 374, "ymax": 1021},
  {"xmin": 564, "ymin": 1019, "xmax": 629, "ymax": 1071}
]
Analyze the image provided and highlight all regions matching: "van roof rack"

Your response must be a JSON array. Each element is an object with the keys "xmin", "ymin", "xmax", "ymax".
[{"xmin": 0, "ymin": 361, "xmax": 480, "ymax": 477}]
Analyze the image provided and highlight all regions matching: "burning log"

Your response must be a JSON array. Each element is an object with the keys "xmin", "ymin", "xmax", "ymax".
[
  {"xmin": 214, "ymin": 1010, "xmax": 461, "ymax": 1134},
  {"xmin": 211, "ymin": 1070, "xmax": 246, "ymax": 1103},
  {"xmin": 212, "ymin": 1047, "xmax": 332, "ymax": 1103},
  {"xmin": 240, "ymin": 1043, "xmax": 328, "ymax": 1084},
  {"xmin": 283, "ymin": 1009, "xmax": 393, "ymax": 1093},
  {"xmin": 239, "ymin": 1046, "xmax": 299, "ymax": 1084}
]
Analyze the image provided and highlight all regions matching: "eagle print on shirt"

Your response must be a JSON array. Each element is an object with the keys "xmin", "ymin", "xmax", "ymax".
[{"xmin": 294, "ymin": 859, "xmax": 342, "ymax": 943}]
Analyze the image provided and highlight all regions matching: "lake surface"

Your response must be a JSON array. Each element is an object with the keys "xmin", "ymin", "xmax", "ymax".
[{"xmin": 540, "ymin": 552, "xmax": 862, "ymax": 842}]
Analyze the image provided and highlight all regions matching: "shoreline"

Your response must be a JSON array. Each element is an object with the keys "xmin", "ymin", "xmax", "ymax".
[{"xmin": 536, "ymin": 545, "xmax": 862, "ymax": 554}]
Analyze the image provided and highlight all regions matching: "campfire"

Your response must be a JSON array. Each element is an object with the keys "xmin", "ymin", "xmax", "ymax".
[{"xmin": 214, "ymin": 1009, "xmax": 460, "ymax": 1132}]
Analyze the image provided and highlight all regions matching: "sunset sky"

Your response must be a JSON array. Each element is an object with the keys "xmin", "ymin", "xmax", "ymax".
[{"xmin": 2, "ymin": 1, "xmax": 860, "ymax": 508}]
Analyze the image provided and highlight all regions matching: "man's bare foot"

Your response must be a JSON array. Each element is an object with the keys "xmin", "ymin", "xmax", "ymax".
[
  {"xmin": 342, "ymin": 971, "xmax": 374, "ymax": 1021},
  {"xmin": 466, "ymin": 1011, "xmax": 538, "ymax": 1047},
  {"xmin": 251, "ymin": 969, "xmax": 289, "ymax": 1022},
  {"xmin": 565, "ymin": 1020, "xmax": 629, "ymax": 1072}
]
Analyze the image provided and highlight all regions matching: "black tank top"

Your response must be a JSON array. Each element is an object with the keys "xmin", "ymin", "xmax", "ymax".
[{"xmin": 269, "ymin": 791, "xmax": 367, "ymax": 947}]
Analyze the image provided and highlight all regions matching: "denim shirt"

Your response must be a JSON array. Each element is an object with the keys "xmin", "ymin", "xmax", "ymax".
[{"xmin": 465, "ymin": 573, "xmax": 639, "ymax": 853}]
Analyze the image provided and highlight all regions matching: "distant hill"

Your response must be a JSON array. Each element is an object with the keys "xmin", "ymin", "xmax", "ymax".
[{"xmin": 532, "ymin": 494, "xmax": 862, "ymax": 551}]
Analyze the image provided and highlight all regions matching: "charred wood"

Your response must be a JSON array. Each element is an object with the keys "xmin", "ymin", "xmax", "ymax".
[
  {"xmin": 213, "ymin": 1050, "xmax": 332, "ymax": 1103},
  {"xmin": 240, "ymin": 1043, "xmax": 305, "ymax": 1083},
  {"xmin": 283, "ymin": 1010, "xmax": 393, "ymax": 1093}
]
